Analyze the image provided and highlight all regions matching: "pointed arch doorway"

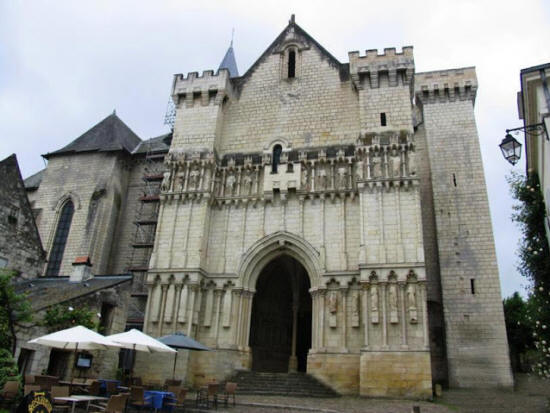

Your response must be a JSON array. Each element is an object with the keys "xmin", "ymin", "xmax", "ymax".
[{"xmin": 249, "ymin": 255, "xmax": 312, "ymax": 373}]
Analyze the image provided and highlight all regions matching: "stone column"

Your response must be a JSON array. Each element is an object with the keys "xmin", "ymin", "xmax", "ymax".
[
  {"xmin": 399, "ymin": 282, "xmax": 408, "ymax": 349},
  {"xmin": 213, "ymin": 289, "xmax": 223, "ymax": 348},
  {"xmin": 158, "ymin": 284, "xmax": 168, "ymax": 336},
  {"xmin": 289, "ymin": 302, "xmax": 299, "ymax": 372},
  {"xmin": 186, "ymin": 285, "xmax": 197, "ymax": 336},
  {"xmin": 319, "ymin": 290, "xmax": 326, "ymax": 351},
  {"xmin": 340, "ymin": 287, "xmax": 348, "ymax": 352},
  {"xmin": 381, "ymin": 283, "xmax": 388, "ymax": 349},
  {"xmin": 421, "ymin": 283, "xmax": 429, "ymax": 349},
  {"xmin": 361, "ymin": 283, "xmax": 369, "ymax": 349},
  {"xmin": 244, "ymin": 291, "xmax": 254, "ymax": 350}
]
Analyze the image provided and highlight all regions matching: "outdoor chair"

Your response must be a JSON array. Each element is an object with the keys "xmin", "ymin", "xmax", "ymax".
[
  {"xmin": 88, "ymin": 380, "xmax": 101, "ymax": 396},
  {"xmin": 106, "ymin": 381, "xmax": 119, "ymax": 396},
  {"xmin": 0, "ymin": 380, "xmax": 20, "ymax": 406},
  {"xmin": 90, "ymin": 394, "xmax": 126, "ymax": 413},
  {"xmin": 24, "ymin": 385, "xmax": 41, "ymax": 395},
  {"xmin": 196, "ymin": 382, "xmax": 218, "ymax": 410},
  {"xmin": 221, "ymin": 382, "xmax": 237, "ymax": 407},
  {"xmin": 166, "ymin": 385, "xmax": 184, "ymax": 395},
  {"xmin": 51, "ymin": 385, "xmax": 71, "ymax": 412},
  {"xmin": 164, "ymin": 379, "xmax": 182, "ymax": 388},
  {"xmin": 165, "ymin": 388, "xmax": 186, "ymax": 412},
  {"xmin": 35, "ymin": 375, "xmax": 59, "ymax": 391},
  {"xmin": 129, "ymin": 386, "xmax": 152, "ymax": 411},
  {"xmin": 130, "ymin": 377, "xmax": 142, "ymax": 386}
]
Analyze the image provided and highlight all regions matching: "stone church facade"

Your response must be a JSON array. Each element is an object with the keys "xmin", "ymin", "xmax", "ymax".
[{"xmin": 24, "ymin": 18, "xmax": 512, "ymax": 398}]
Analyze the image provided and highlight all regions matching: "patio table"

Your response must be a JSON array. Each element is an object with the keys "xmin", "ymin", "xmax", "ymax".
[
  {"xmin": 54, "ymin": 395, "xmax": 108, "ymax": 413},
  {"xmin": 144, "ymin": 390, "xmax": 175, "ymax": 412}
]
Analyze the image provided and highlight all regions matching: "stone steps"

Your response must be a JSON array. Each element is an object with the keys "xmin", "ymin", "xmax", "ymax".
[{"xmin": 226, "ymin": 371, "xmax": 340, "ymax": 398}]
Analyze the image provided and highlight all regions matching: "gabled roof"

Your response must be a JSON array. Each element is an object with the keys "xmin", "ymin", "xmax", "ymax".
[
  {"xmin": 44, "ymin": 113, "xmax": 142, "ymax": 159},
  {"xmin": 132, "ymin": 132, "xmax": 172, "ymax": 155},
  {"xmin": 234, "ymin": 17, "xmax": 345, "ymax": 87},
  {"xmin": 24, "ymin": 168, "xmax": 45, "ymax": 190},
  {"xmin": 14, "ymin": 274, "xmax": 132, "ymax": 311},
  {"xmin": 218, "ymin": 43, "xmax": 239, "ymax": 77}
]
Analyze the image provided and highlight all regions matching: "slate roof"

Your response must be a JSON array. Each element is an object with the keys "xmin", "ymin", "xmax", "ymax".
[
  {"xmin": 44, "ymin": 113, "xmax": 142, "ymax": 159},
  {"xmin": 14, "ymin": 275, "xmax": 132, "ymax": 311},
  {"xmin": 24, "ymin": 169, "xmax": 45, "ymax": 190},
  {"xmin": 132, "ymin": 133, "xmax": 172, "ymax": 155},
  {"xmin": 218, "ymin": 43, "xmax": 239, "ymax": 77}
]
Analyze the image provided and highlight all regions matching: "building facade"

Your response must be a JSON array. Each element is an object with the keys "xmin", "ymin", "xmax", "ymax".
[
  {"xmin": 518, "ymin": 63, "xmax": 550, "ymax": 246},
  {"xmin": 24, "ymin": 18, "xmax": 512, "ymax": 397}
]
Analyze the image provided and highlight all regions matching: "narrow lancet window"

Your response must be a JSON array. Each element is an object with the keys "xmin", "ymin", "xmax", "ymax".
[
  {"xmin": 288, "ymin": 50, "xmax": 296, "ymax": 78},
  {"xmin": 45, "ymin": 200, "xmax": 74, "ymax": 276},
  {"xmin": 272, "ymin": 145, "xmax": 282, "ymax": 173}
]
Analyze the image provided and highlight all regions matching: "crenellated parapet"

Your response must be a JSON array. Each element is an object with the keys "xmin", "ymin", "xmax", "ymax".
[
  {"xmin": 348, "ymin": 47, "xmax": 415, "ymax": 90},
  {"xmin": 415, "ymin": 67, "xmax": 477, "ymax": 105},
  {"xmin": 171, "ymin": 68, "xmax": 234, "ymax": 108}
]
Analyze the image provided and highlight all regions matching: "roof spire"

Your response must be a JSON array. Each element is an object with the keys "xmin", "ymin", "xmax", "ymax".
[
  {"xmin": 290, "ymin": 14, "xmax": 295, "ymax": 24},
  {"xmin": 218, "ymin": 32, "xmax": 239, "ymax": 77}
]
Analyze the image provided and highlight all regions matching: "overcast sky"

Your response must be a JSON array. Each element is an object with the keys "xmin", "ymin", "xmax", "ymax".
[{"xmin": 1, "ymin": 1, "xmax": 549, "ymax": 298}]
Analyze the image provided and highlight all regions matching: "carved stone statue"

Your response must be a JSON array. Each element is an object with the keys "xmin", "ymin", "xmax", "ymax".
[
  {"xmin": 177, "ymin": 172, "xmax": 186, "ymax": 191},
  {"xmin": 161, "ymin": 171, "xmax": 171, "ymax": 192},
  {"xmin": 328, "ymin": 290, "xmax": 338, "ymax": 328},
  {"xmin": 390, "ymin": 149, "xmax": 401, "ymax": 178},
  {"xmin": 189, "ymin": 166, "xmax": 200, "ymax": 190},
  {"xmin": 243, "ymin": 171, "xmax": 254, "ymax": 195},
  {"xmin": 213, "ymin": 172, "xmax": 221, "ymax": 196},
  {"xmin": 407, "ymin": 283, "xmax": 418, "ymax": 323},
  {"xmin": 389, "ymin": 284, "xmax": 398, "ymax": 324},
  {"xmin": 351, "ymin": 290, "xmax": 360, "ymax": 327},
  {"xmin": 370, "ymin": 285, "xmax": 379, "ymax": 324},
  {"xmin": 337, "ymin": 166, "xmax": 347, "ymax": 189},
  {"xmin": 226, "ymin": 172, "xmax": 236, "ymax": 196},
  {"xmin": 301, "ymin": 165, "xmax": 309, "ymax": 190},
  {"xmin": 355, "ymin": 161, "xmax": 364, "ymax": 181},
  {"xmin": 317, "ymin": 166, "xmax": 328, "ymax": 190},
  {"xmin": 371, "ymin": 153, "xmax": 382, "ymax": 179},
  {"xmin": 407, "ymin": 149, "xmax": 417, "ymax": 176}
]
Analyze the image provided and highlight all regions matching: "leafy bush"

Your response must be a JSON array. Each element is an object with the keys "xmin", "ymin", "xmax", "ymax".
[
  {"xmin": 0, "ymin": 348, "xmax": 20, "ymax": 391},
  {"xmin": 43, "ymin": 304, "xmax": 97, "ymax": 332}
]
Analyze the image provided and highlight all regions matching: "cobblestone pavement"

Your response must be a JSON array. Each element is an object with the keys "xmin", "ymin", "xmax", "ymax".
[{"xmin": 189, "ymin": 374, "xmax": 549, "ymax": 413}]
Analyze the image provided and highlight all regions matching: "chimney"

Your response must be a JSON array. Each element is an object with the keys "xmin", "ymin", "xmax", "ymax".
[{"xmin": 70, "ymin": 256, "xmax": 93, "ymax": 282}]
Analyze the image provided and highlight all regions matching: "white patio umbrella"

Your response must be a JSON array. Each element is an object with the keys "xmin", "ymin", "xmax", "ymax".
[
  {"xmin": 28, "ymin": 325, "xmax": 122, "ymax": 383},
  {"xmin": 107, "ymin": 329, "xmax": 176, "ymax": 353},
  {"xmin": 107, "ymin": 329, "xmax": 175, "ymax": 382}
]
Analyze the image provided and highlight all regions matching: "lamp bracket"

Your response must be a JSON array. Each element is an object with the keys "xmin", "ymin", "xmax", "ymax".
[{"xmin": 505, "ymin": 123, "xmax": 549, "ymax": 141}]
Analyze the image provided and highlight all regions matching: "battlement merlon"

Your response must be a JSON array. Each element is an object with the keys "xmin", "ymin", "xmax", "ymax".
[
  {"xmin": 348, "ymin": 47, "xmax": 415, "ymax": 89},
  {"xmin": 415, "ymin": 67, "xmax": 477, "ymax": 105},
  {"xmin": 171, "ymin": 68, "xmax": 234, "ymax": 107}
]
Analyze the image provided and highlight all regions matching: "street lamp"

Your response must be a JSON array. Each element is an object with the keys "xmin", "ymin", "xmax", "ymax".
[
  {"xmin": 499, "ymin": 133, "xmax": 522, "ymax": 166},
  {"xmin": 499, "ymin": 123, "xmax": 548, "ymax": 166}
]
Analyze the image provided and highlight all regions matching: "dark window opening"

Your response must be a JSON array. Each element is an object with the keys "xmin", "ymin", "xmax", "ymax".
[
  {"xmin": 99, "ymin": 302, "xmax": 115, "ymax": 334},
  {"xmin": 272, "ymin": 145, "xmax": 282, "ymax": 173},
  {"xmin": 287, "ymin": 163, "xmax": 294, "ymax": 173},
  {"xmin": 17, "ymin": 348, "xmax": 34, "ymax": 374},
  {"xmin": 380, "ymin": 113, "xmax": 387, "ymax": 126},
  {"xmin": 288, "ymin": 50, "xmax": 296, "ymax": 78},
  {"xmin": 470, "ymin": 279, "xmax": 475, "ymax": 294},
  {"xmin": 45, "ymin": 200, "xmax": 74, "ymax": 277},
  {"xmin": 453, "ymin": 173, "xmax": 457, "ymax": 187}
]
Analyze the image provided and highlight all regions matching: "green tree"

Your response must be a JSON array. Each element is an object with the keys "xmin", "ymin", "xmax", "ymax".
[
  {"xmin": 0, "ymin": 348, "xmax": 19, "ymax": 391},
  {"xmin": 43, "ymin": 304, "xmax": 97, "ymax": 332},
  {"xmin": 508, "ymin": 172, "xmax": 550, "ymax": 378},
  {"xmin": 503, "ymin": 292, "xmax": 533, "ymax": 372},
  {"xmin": 0, "ymin": 270, "xmax": 32, "ymax": 355}
]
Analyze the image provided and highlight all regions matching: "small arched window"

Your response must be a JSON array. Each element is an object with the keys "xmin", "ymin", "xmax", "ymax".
[
  {"xmin": 272, "ymin": 145, "xmax": 283, "ymax": 173},
  {"xmin": 45, "ymin": 200, "xmax": 74, "ymax": 276},
  {"xmin": 288, "ymin": 50, "xmax": 296, "ymax": 78}
]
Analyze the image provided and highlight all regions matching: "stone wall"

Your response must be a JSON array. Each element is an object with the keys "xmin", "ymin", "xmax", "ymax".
[
  {"xmin": 416, "ymin": 68, "xmax": 513, "ymax": 387},
  {"xmin": 0, "ymin": 155, "xmax": 45, "ymax": 278},
  {"xmin": 32, "ymin": 152, "xmax": 130, "ymax": 276}
]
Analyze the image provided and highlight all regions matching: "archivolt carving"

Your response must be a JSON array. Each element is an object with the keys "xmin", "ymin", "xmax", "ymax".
[{"xmin": 238, "ymin": 231, "xmax": 322, "ymax": 290}]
